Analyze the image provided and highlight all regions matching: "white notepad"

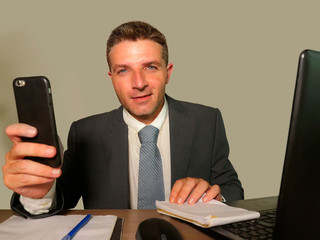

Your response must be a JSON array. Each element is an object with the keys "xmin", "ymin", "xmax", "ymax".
[
  {"xmin": 156, "ymin": 199, "xmax": 260, "ymax": 228},
  {"xmin": 0, "ymin": 215, "xmax": 117, "ymax": 240}
]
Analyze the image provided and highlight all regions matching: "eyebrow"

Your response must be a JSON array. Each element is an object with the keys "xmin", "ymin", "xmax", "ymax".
[{"xmin": 143, "ymin": 61, "xmax": 162, "ymax": 67}]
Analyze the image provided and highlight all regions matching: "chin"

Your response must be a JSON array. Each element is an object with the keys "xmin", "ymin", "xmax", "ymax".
[{"xmin": 131, "ymin": 110, "xmax": 156, "ymax": 122}]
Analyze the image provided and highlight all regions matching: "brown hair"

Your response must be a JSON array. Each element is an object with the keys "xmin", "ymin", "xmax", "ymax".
[{"xmin": 106, "ymin": 21, "xmax": 169, "ymax": 70}]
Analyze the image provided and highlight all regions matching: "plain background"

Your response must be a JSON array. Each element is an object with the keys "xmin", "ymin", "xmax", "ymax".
[{"xmin": 1, "ymin": 1, "xmax": 320, "ymax": 209}]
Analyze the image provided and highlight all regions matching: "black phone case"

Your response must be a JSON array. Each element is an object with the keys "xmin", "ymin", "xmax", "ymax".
[{"xmin": 13, "ymin": 76, "xmax": 61, "ymax": 167}]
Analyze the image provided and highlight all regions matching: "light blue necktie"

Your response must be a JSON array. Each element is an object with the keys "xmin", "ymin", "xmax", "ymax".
[{"xmin": 138, "ymin": 125, "xmax": 165, "ymax": 209}]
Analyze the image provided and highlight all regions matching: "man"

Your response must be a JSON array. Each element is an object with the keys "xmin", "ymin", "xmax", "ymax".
[{"xmin": 3, "ymin": 21, "xmax": 243, "ymax": 218}]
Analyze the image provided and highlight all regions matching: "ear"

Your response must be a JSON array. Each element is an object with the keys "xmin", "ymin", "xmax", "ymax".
[
  {"xmin": 108, "ymin": 71, "xmax": 112, "ymax": 79},
  {"xmin": 166, "ymin": 63, "xmax": 173, "ymax": 84}
]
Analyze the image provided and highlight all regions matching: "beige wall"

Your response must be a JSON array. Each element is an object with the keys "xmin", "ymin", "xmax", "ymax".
[{"xmin": 1, "ymin": 1, "xmax": 319, "ymax": 209}]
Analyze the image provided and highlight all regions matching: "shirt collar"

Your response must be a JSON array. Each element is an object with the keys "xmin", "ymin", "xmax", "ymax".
[{"xmin": 123, "ymin": 97, "xmax": 168, "ymax": 132}]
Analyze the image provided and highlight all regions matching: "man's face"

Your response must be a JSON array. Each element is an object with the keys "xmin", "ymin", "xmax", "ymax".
[{"xmin": 108, "ymin": 39, "xmax": 173, "ymax": 124}]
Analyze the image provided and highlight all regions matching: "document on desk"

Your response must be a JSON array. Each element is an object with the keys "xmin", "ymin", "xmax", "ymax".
[
  {"xmin": 156, "ymin": 199, "xmax": 260, "ymax": 228},
  {"xmin": 0, "ymin": 214, "xmax": 118, "ymax": 240}
]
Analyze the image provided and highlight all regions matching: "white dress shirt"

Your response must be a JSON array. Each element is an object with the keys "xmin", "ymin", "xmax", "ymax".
[{"xmin": 123, "ymin": 98, "xmax": 171, "ymax": 209}]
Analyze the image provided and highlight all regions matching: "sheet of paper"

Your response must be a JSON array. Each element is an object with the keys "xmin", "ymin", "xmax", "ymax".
[
  {"xmin": 157, "ymin": 199, "xmax": 260, "ymax": 228},
  {"xmin": 0, "ymin": 214, "xmax": 117, "ymax": 240}
]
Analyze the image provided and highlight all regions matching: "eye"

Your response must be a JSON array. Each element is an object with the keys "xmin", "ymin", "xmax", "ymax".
[
  {"xmin": 117, "ymin": 69, "xmax": 128, "ymax": 74},
  {"xmin": 146, "ymin": 65, "xmax": 157, "ymax": 71}
]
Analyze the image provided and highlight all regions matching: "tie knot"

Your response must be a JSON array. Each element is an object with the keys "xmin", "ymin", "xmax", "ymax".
[{"xmin": 138, "ymin": 125, "xmax": 159, "ymax": 144}]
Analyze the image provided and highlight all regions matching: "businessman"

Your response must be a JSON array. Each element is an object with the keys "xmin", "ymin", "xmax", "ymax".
[{"xmin": 3, "ymin": 21, "xmax": 243, "ymax": 218}]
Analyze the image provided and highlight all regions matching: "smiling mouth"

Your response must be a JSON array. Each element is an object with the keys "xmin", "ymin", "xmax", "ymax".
[{"xmin": 132, "ymin": 94, "xmax": 152, "ymax": 100}]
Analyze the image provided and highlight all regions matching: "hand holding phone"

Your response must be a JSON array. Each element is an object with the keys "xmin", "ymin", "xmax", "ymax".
[{"xmin": 3, "ymin": 123, "xmax": 61, "ymax": 199}]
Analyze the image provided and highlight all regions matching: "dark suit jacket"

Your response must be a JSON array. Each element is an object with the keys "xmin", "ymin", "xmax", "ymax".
[{"xmin": 11, "ymin": 95, "xmax": 243, "ymax": 218}]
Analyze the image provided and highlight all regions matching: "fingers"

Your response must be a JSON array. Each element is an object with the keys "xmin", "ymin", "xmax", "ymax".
[
  {"xmin": 6, "ymin": 142, "xmax": 56, "ymax": 162},
  {"xmin": 6, "ymin": 123, "xmax": 37, "ymax": 145},
  {"xmin": 170, "ymin": 178, "xmax": 221, "ymax": 205},
  {"xmin": 3, "ymin": 158, "xmax": 61, "ymax": 179},
  {"xmin": 3, "ymin": 141, "xmax": 61, "ymax": 196},
  {"xmin": 170, "ymin": 177, "xmax": 208, "ymax": 204},
  {"xmin": 202, "ymin": 184, "xmax": 221, "ymax": 203},
  {"xmin": 5, "ymin": 122, "xmax": 57, "ymax": 163},
  {"xmin": 184, "ymin": 179, "xmax": 209, "ymax": 204},
  {"xmin": 3, "ymin": 123, "xmax": 61, "ymax": 198},
  {"xmin": 2, "ymin": 159, "xmax": 61, "ymax": 194},
  {"xmin": 169, "ymin": 178, "xmax": 190, "ymax": 204},
  {"xmin": 4, "ymin": 171, "xmax": 56, "ymax": 191},
  {"xmin": 4, "ymin": 137, "xmax": 59, "ymax": 188}
]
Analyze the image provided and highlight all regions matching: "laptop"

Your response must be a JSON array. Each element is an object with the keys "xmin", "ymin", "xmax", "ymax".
[{"xmin": 209, "ymin": 49, "xmax": 320, "ymax": 240}]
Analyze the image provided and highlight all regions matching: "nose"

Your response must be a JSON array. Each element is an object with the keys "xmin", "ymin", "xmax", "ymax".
[{"xmin": 132, "ymin": 71, "xmax": 147, "ymax": 90}]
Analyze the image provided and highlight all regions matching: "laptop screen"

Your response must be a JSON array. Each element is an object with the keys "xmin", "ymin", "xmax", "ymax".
[{"xmin": 274, "ymin": 49, "xmax": 320, "ymax": 239}]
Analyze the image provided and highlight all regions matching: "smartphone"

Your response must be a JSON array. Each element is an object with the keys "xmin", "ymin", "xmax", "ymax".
[{"xmin": 13, "ymin": 76, "xmax": 62, "ymax": 167}]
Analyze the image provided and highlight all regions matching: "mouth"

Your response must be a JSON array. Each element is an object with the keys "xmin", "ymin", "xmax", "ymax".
[{"xmin": 132, "ymin": 93, "xmax": 152, "ymax": 100}]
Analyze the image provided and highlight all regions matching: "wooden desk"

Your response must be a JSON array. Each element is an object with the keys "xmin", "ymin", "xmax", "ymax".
[
  {"xmin": 0, "ymin": 209, "xmax": 216, "ymax": 239},
  {"xmin": 0, "ymin": 197, "xmax": 278, "ymax": 239}
]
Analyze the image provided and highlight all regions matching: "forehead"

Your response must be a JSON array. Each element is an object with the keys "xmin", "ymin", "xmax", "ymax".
[{"xmin": 109, "ymin": 39, "xmax": 164, "ymax": 67}]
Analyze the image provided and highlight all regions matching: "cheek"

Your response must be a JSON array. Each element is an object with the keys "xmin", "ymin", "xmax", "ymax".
[
  {"xmin": 152, "ymin": 78, "xmax": 168, "ymax": 93},
  {"xmin": 112, "ymin": 80, "xmax": 128, "ymax": 99}
]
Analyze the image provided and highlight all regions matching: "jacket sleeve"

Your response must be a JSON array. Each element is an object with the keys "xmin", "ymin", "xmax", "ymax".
[
  {"xmin": 10, "ymin": 184, "xmax": 64, "ymax": 219},
  {"xmin": 210, "ymin": 109, "xmax": 244, "ymax": 201}
]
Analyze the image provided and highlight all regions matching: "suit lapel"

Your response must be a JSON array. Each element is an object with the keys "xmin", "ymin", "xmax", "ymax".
[{"xmin": 167, "ymin": 96, "xmax": 195, "ymax": 186}]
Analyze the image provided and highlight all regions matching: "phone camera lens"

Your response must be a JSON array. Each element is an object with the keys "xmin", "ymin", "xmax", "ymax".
[{"xmin": 15, "ymin": 80, "xmax": 26, "ymax": 87}]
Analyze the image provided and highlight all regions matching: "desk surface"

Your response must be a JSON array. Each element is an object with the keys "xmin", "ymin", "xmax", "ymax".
[
  {"xmin": 0, "ymin": 197, "xmax": 278, "ymax": 240},
  {"xmin": 0, "ymin": 209, "xmax": 216, "ymax": 239}
]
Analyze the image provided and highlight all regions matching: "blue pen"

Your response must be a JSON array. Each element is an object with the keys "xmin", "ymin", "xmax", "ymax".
[{"xmin": 61, "ymin": 214, "xmax": 92, "ymax": 240}]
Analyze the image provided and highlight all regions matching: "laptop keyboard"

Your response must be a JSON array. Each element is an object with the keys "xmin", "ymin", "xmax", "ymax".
[{"xmin": 222, "ymin": 209, "xmax": 276, "ymax": 240}]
